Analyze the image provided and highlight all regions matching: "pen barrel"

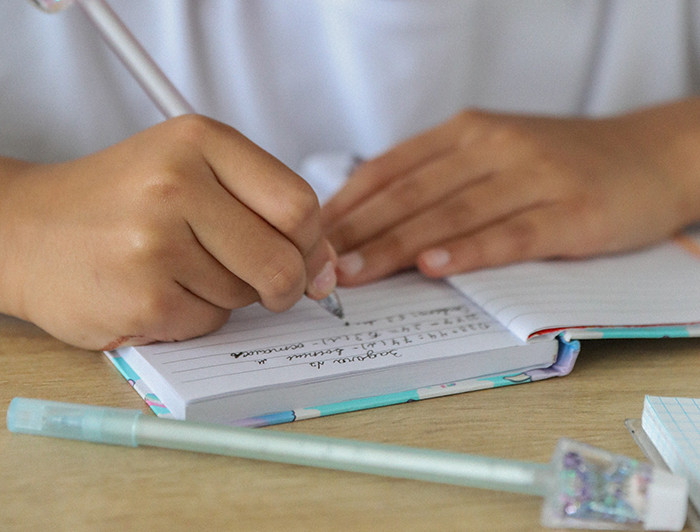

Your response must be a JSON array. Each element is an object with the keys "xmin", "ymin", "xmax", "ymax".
[
  {"xmin": 77, "ymin": 0, "xmax": 194, "ymax": 118},
  {"xmin": 7, "ymin": 397, "xmax": 141, "ymax": 447},
  {"xmin": 135, "ymin": 417, "xmax": 550, "ymax": 496}
]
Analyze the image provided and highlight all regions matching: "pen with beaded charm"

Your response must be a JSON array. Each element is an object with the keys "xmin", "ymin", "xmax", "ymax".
[{"xmin": 8, "ymin": 397, "xmax": 690, "ymax": 531}]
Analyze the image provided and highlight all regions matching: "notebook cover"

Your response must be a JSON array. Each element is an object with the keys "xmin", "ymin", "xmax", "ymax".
[{"xmin": 105, "ymin": 336, "xmax": 579, "ymax": 427}]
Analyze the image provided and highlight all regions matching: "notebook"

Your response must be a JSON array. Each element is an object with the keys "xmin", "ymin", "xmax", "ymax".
[
  {"xmin": 642, "ymin": 396, "xmax": 700, "ymax": 514},
  {"xmin": 105, "ymin": 226, "xmax": 700, "ymax": 426}
]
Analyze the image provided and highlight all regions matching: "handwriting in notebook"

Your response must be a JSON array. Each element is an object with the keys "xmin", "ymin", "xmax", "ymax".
[
  {"xmin": 227, "ymin": 305, "xmax": 491, "ymax": 367},
  {"xmin": 173, "ymin": 304, "xmax": 497, "ymax": 383},
  {"xmin": 132, "ymin": 272, "xmax": 524, "ymax": 395}
]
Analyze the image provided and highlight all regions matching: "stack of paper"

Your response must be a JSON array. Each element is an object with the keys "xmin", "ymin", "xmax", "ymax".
[{"xmin": 642, "ymin": 396, "xmax": 700, "ymax": 512}]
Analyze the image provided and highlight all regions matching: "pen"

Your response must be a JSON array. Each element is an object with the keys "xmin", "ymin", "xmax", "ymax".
[
  {"xmin": 7, "ymin": 397, "xmax": 688, "ymax": 530},
  {"xmin": 29, "ymin": 0, "xmax": 344, "ymax": 320}
]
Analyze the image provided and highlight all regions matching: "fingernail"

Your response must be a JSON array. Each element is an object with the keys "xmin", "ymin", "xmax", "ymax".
[
  {"xmin": 337, "ymin": 252, "xmax": 364, "ymax": 278},
  {"xmin": 311, "ymin": 261, "xmax": 337, "ymax": 296},
  {"xmin": 421, "ymin": 249, "xmax": 451, "ymax": 270}
]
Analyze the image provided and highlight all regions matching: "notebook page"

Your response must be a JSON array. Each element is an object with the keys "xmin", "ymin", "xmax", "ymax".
[
  {"xmin": 448, "ymin": 227, "xmax": 700, "ymax": 341},
  {"xmin": 642, "ymin": 396, "xmax": 700, "ymax": 512},
  {"xmin": 124, "ymin": 271, "xmax": 538, "ymax": 410}
]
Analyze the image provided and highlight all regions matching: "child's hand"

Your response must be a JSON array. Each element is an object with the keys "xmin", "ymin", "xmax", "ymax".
[
  {"xmin": 0, "ymin": 115, "xmax": 337, "ymax": 349},
  {"xmin": 322, "ymin": 100, "xmax": 700, "ymax": 285}
]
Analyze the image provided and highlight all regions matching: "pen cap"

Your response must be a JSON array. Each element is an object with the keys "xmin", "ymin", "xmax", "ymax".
[
  {"xmin": 541, "ymin": 438, "xmax": 688, "ymax": 531},
  {"xmin": 7, "ymin": 397, "xmax": 141, "ymax": 447}
]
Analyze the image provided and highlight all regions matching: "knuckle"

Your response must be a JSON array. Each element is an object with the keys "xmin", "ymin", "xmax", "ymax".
[
  {"xmin": 390, "ymin": 175, "xmax": 431, "ymax": 210},
  {"xmin": 457, "ymin": 110, "xmax": 533, "ymax": 150},
  {"xmin": 531, "ymin": 153, "xmax": 573, "ymax": 190},
  {"xmin": 278, "ymin": 185, "xmax": 320, "ymax": 234},
  {"xmin": 376, "ymin": 231, "xmax": 414, "ymax": 265},
  {"xmin": 166, "ymin": 114, "xmax": 218, "ymax": 146},
  {"xmin": 296, "ymin": 182, "xmax": 321, "ymax": 215},
  {"xmin": 508, "ymin": 220, "xmax": 539, "ymax": 258},
  {"xmin": 453, "ymin": 108, "xmax": 488, "ymax": 128},
  {"xmin": 568, "ymin": 200, "xmax": 611, "ymax": 253},
  {"xmin": 482, "ymin": 123, "xmax": 530, "ymax": 150},
  {"xmin": 328, "ymin": 220, "xmax": 361, "ymax": 252},
  {"xmin": 463, "ymin": 236, "xmax": 489, "ymax": 269},
  {"xmin": 140, "ymin": 171, "xmax": 188, "ymax": 208},
  {"xmin": 258, "ymin": 253, "xmax": 306, "ymax": 311},
  {"xmin": 131, "ymin": 291, "xmax": 179, "ymax": 336},
  {"xmin": 193, "ymin": 309, "xmax": 232, "ymax": 338},
  {"xmin": 134, "ymin": 296, "xmax": 231, "ymax": 343},
  {"xmin": 442, "ymin": 196, "xmax": 472, "ymax": 229},
  {"xmin": 122, "ymin": 222, "xmax": 171, "ymax": 265},
  {"xmin": 171, "ymin": 308, "xmax": 230, "ymax": 342},
  {"xmin": 454, "ymin": 113, "xmax": 533, "ymax": 154}
]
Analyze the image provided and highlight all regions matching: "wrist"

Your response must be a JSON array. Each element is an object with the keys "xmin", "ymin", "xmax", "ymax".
[
  {"xmin": 0, "ymin": 157, "xmax": 40, "ymax": 320},
  {"xmin": 617, "ymin": 99, "xmax": 700, "ymax": 227}
]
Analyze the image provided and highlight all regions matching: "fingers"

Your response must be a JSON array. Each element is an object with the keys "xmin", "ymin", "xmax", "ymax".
[
  {"xmin": 3, "ymin": 116, "xmax": 338, "ymax": 350},
  {"xmin": 322, "ymin": 109, "xmax": 548, "ymax": 263},
  {"xmin": 122, "ymin": 116, "xmax": 336, "ymax": 313},
  {"xmin": 321, "ymin": 116, "xmax": 465, "ymax": 226},
  {"xmin": 179, "ymin": 116, "xmax": 337, "ymax": 308},
  {"xmin": 336, "ymin": 202, "xmax": 580, "ymax": 286},
  {"xmin": 174, "ymin": 221, "xmax": 260, "ymax": 309},
  {"xmin": 333, "ymin": 167, "xmax": 552, "ymax": 284},
  {"xmin": 416, "ymin": 207, "xmax": 577, "ymax": 277},
  {"xmin": 185, "ymin": 189, "xmax": 305, "ymax": 311},
  {"xmin": 325, "ymin": 149, "xmax": 506, "ymax": 254},
  {"xmin": 303, "ymin": 239, "xmax": 339, "ymax": 300},
  {"xmin": 325, "ymin": 110, "xmax": 618, "ymax": 286},
  {"xmin": 196, "ymin": 117, "xmax": 323, "ymax": 255},
  {"xmin": 137, "ymin": 286, "xmax": 233, "ymax": 344}
]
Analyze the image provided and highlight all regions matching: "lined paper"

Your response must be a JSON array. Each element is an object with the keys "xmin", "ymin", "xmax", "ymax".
[
  {"xmin": 642, "ymin": 396, "xmax": 700, "ymax": 512},
  {"xmin": 119, "ymin": 271, "xmax": 555, "ymax": 419},
  {"xmin": 449, "ymin": 227, "xmax": 700, "ymax": 340}
]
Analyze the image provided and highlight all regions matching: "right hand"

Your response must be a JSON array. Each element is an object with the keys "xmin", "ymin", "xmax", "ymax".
[{"xmin": 0, "ymin": 115, "xmax": 337, "ymax": 350}]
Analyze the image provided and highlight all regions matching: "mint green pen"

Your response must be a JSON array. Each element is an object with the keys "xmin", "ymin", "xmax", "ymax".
[{"xmin": 6, "ymin": 397, "xmax": 688, "ymax": 530}]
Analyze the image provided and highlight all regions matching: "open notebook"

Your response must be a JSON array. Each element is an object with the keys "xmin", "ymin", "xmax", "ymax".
[{"xmin": 106, "ymin": 226, "xmax": 700, "ymax": 426}]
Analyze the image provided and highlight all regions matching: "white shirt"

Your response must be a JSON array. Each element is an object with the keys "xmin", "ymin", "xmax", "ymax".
[{"xmin": 2, "ymin": 0, "xmax": 699, "ymax": 179}]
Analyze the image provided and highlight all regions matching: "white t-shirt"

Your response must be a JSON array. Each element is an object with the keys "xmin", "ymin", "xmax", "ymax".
[{"xmin": 2, "ymin": 0, "xmax": 699, "ymax": 181}]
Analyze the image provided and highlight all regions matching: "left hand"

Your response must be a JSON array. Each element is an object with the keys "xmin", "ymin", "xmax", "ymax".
[{"xmin": 321, "ymin": 101, "xmax": 700, "ymax": 285}]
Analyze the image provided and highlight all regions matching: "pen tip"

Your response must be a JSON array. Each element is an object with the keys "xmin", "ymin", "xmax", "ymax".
[{"xmin": 318, "ymin": 291, "xmax": 344, "ymax": 320}]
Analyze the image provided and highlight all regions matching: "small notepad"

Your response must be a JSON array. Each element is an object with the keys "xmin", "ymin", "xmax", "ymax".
[{"xmin": 642, "ymin": 396, "xmax": 700, "ymax": 512}]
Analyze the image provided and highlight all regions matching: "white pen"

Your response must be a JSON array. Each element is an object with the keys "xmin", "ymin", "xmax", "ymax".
[
  {"xmin": 28, "ymin": 0, "xmax": 344, "ymax": 320},
  {"xmin": 7, "ymin": 397, "xmax": 689, "ymax": 530}
]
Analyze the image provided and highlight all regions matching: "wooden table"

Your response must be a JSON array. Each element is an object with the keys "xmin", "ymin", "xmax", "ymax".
[{"xmin": 2, "ymin": 313, "xmax": 698, "ymax": 531}]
